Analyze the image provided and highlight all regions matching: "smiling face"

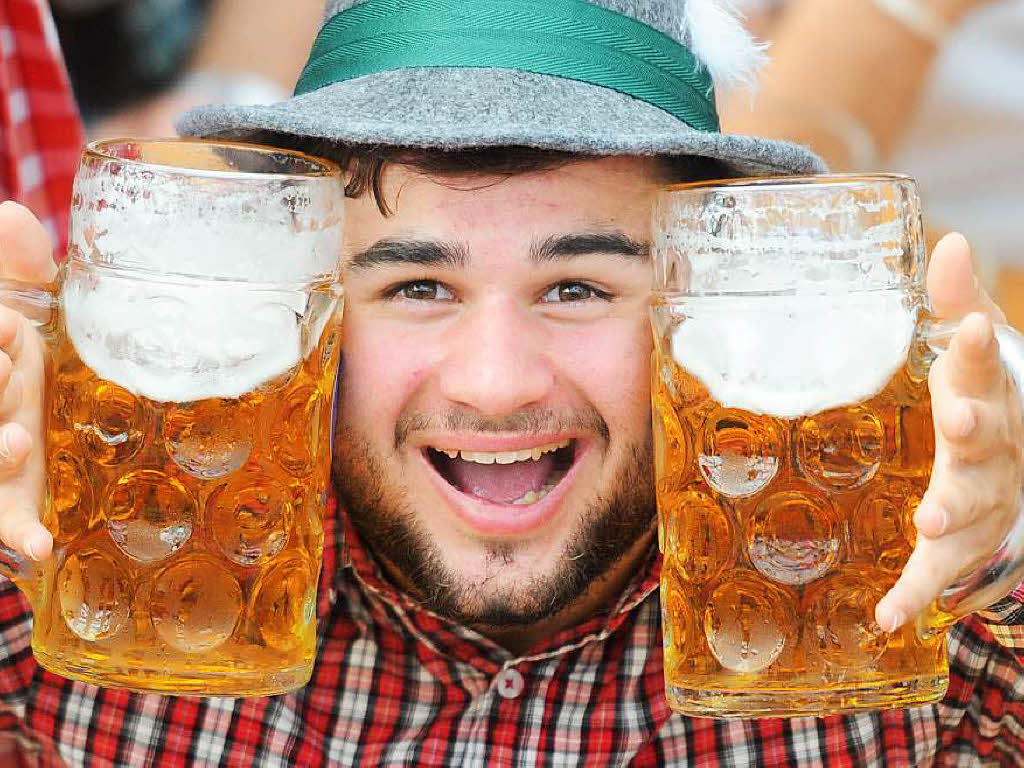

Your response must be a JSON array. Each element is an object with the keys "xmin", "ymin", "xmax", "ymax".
[{"xmin": 332, "ymin": 155, "xmax": 665, "ymax": 638}]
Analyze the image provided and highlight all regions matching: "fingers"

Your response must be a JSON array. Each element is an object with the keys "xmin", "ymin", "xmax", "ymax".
[
  {"xmin": 0, "ymin": 362, "xmax": 24, "ymax": 431},
  {"xmin": 0, "ymin": 423, "xmax": 31, "ymax": 475},
  {"xmin": 911, "ymin": 459, "xmax": 1007, "ymax": 539},
  {"xmin": 0, "ymin": 399, "xmax": 50, "ymax": 562},
  {"xmin": 0, "ymin": 303, "xmax": 24, "ymax": 366},
  {"xmin": 924, "ymin": 310, "xmax": 1014, "ymax": 470},
  {"xmin": 0, "ymin": 298, "xmax": 49, "ymax": 564},
  {"xmin": 876, "ymin": 539, "xmax": 960, "ymax": 633},
  {"xmin": 0, "ymin": 308, "xmax": 27, "ymax": 421},
  {"xmin": 0, "ymin": 502, "xmax": 51, "ymax": 562},
  {"xmin": 937, "ymin": 312, "xmax": 1003, "ymax": 400},
  {"xmin": 881, "ymin": 304, "xmax": 1024, "ymax": 632},
  {"xmin": 0, "ymin": 201, "xmax": 57, "ymax": 283},
  {"xmin": 926, "ymin": 232, "xmax": 1005, "ymax": 323}
]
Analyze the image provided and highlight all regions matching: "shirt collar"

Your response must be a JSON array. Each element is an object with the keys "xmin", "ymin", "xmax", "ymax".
[{"xmin": 322, "ymin": 491, "xmax": 661, "ymax": 669}]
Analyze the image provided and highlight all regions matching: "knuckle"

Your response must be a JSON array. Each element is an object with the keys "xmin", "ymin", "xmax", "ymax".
[
  {"xmin": 0, "ymin": 310, "xmax": 18, "ymax": 349},
  {"xmin": 938, "ymin": 400, "xmax": 978, "ymax": 445},
  {"xmin": 925, "ymin": 471, "xmax": 962, "ymax": 511},
  {"xmin": 0, "ymin": 511, "xmax": 31, "ymax": 548},
  {"xmin": 0, "ymin": 439, "xmax": 26, "ymax": 471}
]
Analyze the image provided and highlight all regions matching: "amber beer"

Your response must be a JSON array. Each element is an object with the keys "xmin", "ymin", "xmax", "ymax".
[
  {"xmin": 651, "ymin": 302, "xmax": 947, "ymax": 717},
  {"xmin": 30, "ymin": 302, "xmax": 341, "ymax": 696},
  {"xmin": 650, "ymin": 174, "xmax": 1024, "ymax": 718}
]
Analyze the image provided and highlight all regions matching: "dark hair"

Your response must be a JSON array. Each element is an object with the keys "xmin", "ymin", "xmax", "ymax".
[{"xmin": 253, "ymin": 133, "xmax": 732, "ymax": 215}]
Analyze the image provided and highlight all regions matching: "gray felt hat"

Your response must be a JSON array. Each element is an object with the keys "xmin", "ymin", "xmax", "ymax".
[{"xmin": 177, "ymin": 0, "xmax": 825, "ymax": 176}]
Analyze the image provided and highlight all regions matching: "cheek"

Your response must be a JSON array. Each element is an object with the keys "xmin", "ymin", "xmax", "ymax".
[
  {"xmin": 554, "ymin": 317, "xmax": 653, "ymax": 436},
  {"xmin": 337, "ymin": 315, "xmax": 435, "ymax": 437}
]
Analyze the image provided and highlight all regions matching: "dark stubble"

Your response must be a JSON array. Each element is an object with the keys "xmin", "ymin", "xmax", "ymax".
[{"xmin": 331, "ymin": 405, "xmax": 656, "ymax": 627}]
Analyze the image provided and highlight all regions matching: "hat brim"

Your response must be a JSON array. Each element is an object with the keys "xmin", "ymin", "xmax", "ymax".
[{"xmin": 177, "ymin": 68, "xmax": 826, "ymax": 176}]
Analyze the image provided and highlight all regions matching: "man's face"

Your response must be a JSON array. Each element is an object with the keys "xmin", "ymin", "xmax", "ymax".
[{"xmin": 333, "ymin": 156, "xmax": 661, "ymax": 628}]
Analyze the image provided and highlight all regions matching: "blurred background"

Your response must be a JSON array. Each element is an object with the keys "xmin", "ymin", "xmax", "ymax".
[
  {"xmin": 49, "ymin": 0, "xmax": 322, "ymax": 137},
  {"xmin": 721, "ymin": 0, "xmax": 1024, "ymax": 328},
  {"xmin": 9, "ymin": 0, "xmax": 1024, "ymax": 326}
]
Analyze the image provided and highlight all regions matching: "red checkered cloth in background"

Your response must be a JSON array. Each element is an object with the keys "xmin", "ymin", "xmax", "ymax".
[{"xmin": 0, "ymin": 0, "xmax": 81, "ymax": 256}]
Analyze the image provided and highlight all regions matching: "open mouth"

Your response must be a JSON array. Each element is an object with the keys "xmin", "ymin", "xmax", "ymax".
[{"xmin": 426, "ymin": 440, "xmax": 577, "ymax": 506}]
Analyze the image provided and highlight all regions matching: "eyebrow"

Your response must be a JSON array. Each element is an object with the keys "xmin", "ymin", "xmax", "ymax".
[
  {"xmin": 349, "ymin": 239, "xmax": 468, "ymax": 270},
  {"xmin": 531, "ymin": 232, "xmax": 649, "ymax": 263},
  {"xmin": 349, "ymin": 231, "xmax": 648, "ymax": 270}
]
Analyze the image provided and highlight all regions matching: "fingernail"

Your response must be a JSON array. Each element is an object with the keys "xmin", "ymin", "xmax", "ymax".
[
  {"xmin": 886, "ymin": 611, "xmax": 906, "ymax": 633},
  {"xmin": 23, "ymin": 536, "xmax": 36, "ymax": 561}
]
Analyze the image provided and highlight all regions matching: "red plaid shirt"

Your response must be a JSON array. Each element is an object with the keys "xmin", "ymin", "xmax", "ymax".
[
  {"xmin": 0, "ymin": 0, "xmax": 80, "ymax": 256},
  {"xmin": 0, "ymin": 503, "xmax": 1022, "ymax": 768},
  {"xmin": 2, "ymin": 1, "xmax": 1024, "ymax": 766}
]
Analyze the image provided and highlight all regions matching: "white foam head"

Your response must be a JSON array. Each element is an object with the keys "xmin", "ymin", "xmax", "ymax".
[
  {"xmin": 671, "ymin": 291, "xmax": 915, "ymax": 418},
  {"xmin": 64, "ymin": 142, "xmax": 344, "ymax": 403},
  {"xmin": 653, "ymin": 176, "xmax": 926, "ymax": 418}
]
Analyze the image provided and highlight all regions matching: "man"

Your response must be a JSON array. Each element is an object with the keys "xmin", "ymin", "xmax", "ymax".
[{"xmin": 0, "ymin": 0, "xmax": 1022, "ymax": 765}]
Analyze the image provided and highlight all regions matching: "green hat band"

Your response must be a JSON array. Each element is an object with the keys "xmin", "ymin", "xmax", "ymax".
[{"xmin": 295, "ymin": 0, "xmax": 720, "ymax": 133}]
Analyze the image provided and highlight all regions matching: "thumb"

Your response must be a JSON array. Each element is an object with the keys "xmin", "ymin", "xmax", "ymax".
[
  {"xmin": 926, "ymin": 232, "xmax": 1005, "ymax": 323},
  {"xmin": 0, "ymin": 201, "xmax": 58, "ymax": 284}
]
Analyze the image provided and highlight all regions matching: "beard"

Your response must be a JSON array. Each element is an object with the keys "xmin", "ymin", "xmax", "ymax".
[{"xmin": 331, "ymin": 407, "xmax": 656, "ymax": 629}]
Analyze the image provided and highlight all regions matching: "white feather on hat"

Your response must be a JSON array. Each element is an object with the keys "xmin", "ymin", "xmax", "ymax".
[
  {"xmin": 680, "ymin": 0, "xmax": 768, "ymax": 88},
  {"xmin": 577, "ymin": 0, "xmax": 770, "ymax": 88}
]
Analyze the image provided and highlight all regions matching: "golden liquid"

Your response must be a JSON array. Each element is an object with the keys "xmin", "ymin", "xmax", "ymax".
[
  {"xmin": 31, "ymin": 303, "xmax": 342, "ymax": 696},
  {"xmin": 653, "ymin": 331, "xmax": 948, "ymax": 717}
]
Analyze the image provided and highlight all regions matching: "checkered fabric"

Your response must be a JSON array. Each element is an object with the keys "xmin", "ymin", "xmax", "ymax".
[
  {"xmin": 0, "ymin": 0, "xmax": 81, "ymax": 256},
  {"xmin": 0, "ymin": 500, "xmax": 1022, "ymax": 767}
]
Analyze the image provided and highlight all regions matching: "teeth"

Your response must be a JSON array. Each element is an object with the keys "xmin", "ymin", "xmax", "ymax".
[
  {"xmin": 435, "ymin": 439, "xmax": 570, "ymax": 466},
  {"xmin": 511, "ymin": 481, "xmax": 558, "ymax": 506}
]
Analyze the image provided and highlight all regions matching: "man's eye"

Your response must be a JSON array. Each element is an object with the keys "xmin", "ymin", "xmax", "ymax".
[
  {"xmin": 541, "ymin": 282, "xmax": 608, "ymax": 303},
  {"xmin": 391, "ymin": 281, "xmax": 454, "ymax": 301}
]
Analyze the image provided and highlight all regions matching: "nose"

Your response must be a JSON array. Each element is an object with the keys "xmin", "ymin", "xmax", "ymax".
[{"xmin": 438, "ymin": 295, "xmax": 554, "ymax": 416}]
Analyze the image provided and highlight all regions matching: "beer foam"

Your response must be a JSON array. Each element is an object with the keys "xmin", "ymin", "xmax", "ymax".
[
  {"xmin": 64, "ymin": 167, "xmax": 343, "ymax": 403},
  {"xmin": 63, "ymin": 271, "xmax": 310, "ymax": 402},
  {"xmin": 671, "ymin": 291, "xmax": 915, "ymax": 418}
]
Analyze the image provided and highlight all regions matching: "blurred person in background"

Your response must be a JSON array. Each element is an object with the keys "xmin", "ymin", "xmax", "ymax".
[
  {"xmin": 722, "ymin": 0, "xmax": 1024, "ymax": 329},
  {"xmin": 50, "ymin": 0, "xmax": 322, "ymax": 137}
]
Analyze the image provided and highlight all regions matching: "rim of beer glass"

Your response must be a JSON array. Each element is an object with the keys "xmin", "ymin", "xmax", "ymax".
[
  {"xmin": 661, "ymin": 172, "xmax": 914, "ymax": 194},
  {"xmin": 83, "ymin": 137, "xmax": 342, "ymax": 181}
]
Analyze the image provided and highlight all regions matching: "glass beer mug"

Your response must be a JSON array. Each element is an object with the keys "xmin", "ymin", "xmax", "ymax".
[
  {"xmin": 0, "ymin": 139, "xmax": 345, "ymax": 696},
  {"xmin": 650, "ymin": 174, "xmax": 1024, "ymax": 717}
]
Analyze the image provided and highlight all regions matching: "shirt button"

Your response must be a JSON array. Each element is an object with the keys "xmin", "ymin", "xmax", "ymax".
[{"xmin": 496, "ymin": 668, "xmax": 525, "ymax": 699}]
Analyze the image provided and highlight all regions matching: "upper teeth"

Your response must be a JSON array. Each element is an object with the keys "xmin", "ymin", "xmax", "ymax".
[{"xmin": 439, "ymin": 439, "xmax": 570, "ymax": 465}]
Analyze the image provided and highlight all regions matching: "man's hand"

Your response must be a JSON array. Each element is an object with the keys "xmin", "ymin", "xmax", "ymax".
[
  {"xmin": 0, "ymin": 201, "xmax": 56, "ymax": 564},
  {"xmin": 876, "ymin": 232, "xmax": 1023, "ymax": 632}
]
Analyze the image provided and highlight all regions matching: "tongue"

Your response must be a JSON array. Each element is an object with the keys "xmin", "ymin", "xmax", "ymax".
[{"xmin": 447, "ymin": 453, "xmax": 557, "ymax": 504}]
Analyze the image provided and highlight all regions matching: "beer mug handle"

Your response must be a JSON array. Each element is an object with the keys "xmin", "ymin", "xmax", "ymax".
[
  {"xmin": 0, "ymin": 279, "xmax": 57, "ymax": 592},
  {"xmin": 924, "ymin": 319, "xmax": 1024, "ymax": 624},
  {"xmin": 0, "ymin": 278, "xmax": 58, "ymax": 330}
]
